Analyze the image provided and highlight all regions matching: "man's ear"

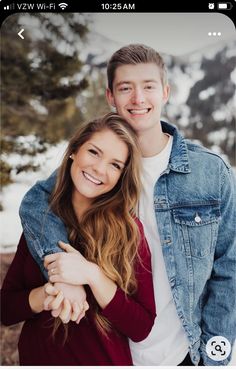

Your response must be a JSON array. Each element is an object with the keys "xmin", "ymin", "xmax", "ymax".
[
  {"xmin": 162, "ymin": 84, "xmax": 170, "ymax": 104},
  {"xmin": 106, "ymin": 88, "xmax": 116, "ymax": 107}
]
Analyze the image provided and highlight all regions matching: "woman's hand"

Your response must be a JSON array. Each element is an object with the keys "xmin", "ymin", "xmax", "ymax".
[
  {"xmin": 44, "ymin": 241, "xmax": 116, "ymax": 310},
  {"xmin": 44, "ymin": 282, "xmax": 89, "ymax": 324},
  {"xmin": 54, "ymin": 297, "xmax": 89, "ymax": 324},
  {"xmin": 28, "ymin": 285, "xmax": 50, "ymax": 313},
  {"xmin": 43, "ymin": 282, "xmax": 64, "ymax": 311},
  {"xmin": 44, "ymin": 241, "xmax": 96, "ymax": 286},
  {"xmin": 29, "ymin": 282, "xmax": 63, "ymax": 314}
]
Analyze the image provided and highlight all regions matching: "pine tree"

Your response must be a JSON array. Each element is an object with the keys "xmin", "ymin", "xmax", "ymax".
[{"xmin": 1, "ymin": 13, "xmax": 91, "ymax": 187}]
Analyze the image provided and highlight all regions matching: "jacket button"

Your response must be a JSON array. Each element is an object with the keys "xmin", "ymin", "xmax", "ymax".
[{"xmin": 194, "ymin": 213, "xmax": 201, "ymax": 223}]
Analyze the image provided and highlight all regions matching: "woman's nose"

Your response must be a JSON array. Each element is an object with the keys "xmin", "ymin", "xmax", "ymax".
[{"xmin": 93, "ymin": 160, "xmax": 107, "ymax": 175}]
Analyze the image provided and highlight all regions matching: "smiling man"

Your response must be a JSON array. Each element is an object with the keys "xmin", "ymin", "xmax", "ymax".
[
  {"xmin": 106, "ymin": 62, "xmax": 169, "ymax": 157},
  {"xmin": 19, "ymin": 44, "xmax": 236, "ymax": 366}
]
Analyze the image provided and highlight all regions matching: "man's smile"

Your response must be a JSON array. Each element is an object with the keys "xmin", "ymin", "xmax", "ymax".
[{"xmin": 128, "ymin": 108, "xmax": 151, "ymax": 115}]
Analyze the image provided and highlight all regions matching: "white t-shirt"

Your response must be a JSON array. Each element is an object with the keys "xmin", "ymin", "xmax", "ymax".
[{"xmin": 129, "ymin": 135, "xmax": 189, "ymax": 365}]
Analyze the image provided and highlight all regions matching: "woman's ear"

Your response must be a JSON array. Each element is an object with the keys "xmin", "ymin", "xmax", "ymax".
[{"xmin": 69, "ymin": 154, "xmax": 75, "ymax": 160}]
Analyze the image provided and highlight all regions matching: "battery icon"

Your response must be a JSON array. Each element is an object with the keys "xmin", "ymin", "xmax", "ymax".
[{"xmin": 217, "ymin": 2, "xmax": 233, "ymax": 9}]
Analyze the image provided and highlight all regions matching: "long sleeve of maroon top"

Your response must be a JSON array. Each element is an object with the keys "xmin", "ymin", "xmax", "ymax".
[
  {"xmin": 1, "ymin": 234, "xmax": 43, "ymax": 326},
  {"xmin": 0, "ymin": 220, "xmax": 156, "ymax": 365},
  {"xmin": 101, "ymin": 220, "xmax": 156, "ymax": 342}
]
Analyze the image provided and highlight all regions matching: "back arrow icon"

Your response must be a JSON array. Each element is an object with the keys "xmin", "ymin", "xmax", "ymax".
[{"xmin": 18, "ymin": 29, "xmax": 24, "ymax": 39}]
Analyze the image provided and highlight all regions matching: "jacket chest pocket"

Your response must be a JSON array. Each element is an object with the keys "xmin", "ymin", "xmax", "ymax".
[{"xmin": 172, "ymin": 203, "xmax": 220, "ymax": 257}]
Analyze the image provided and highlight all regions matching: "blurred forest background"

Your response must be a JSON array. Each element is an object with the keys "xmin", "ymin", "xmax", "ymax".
[
  {"xmin": 0, "ymin": 12, "xmax": 236, "ymax": 365},
  {"xmin": 1, "ymin": 13, "xmax": 236, "ymax": 196},
  {"xmin": 1, "ymin": 13, "xmax": 110, "ymax": 194}
]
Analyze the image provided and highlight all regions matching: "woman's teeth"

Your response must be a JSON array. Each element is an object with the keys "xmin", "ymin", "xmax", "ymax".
[{"xmin": 83, "ymin": 172, "xmax": 102, "ymax": 185}]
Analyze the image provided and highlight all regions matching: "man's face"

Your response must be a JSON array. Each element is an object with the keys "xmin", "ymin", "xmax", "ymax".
[{"xmin": 106, "ymin": 63, "xmax": 169, "ymax": 134}]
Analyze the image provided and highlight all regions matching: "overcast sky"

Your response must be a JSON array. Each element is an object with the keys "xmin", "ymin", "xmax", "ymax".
[{"xmin": 91, "ymin": 13, "xmax": 235, "ymax": 56}]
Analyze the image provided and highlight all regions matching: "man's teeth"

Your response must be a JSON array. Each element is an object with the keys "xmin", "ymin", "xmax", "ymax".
[
  {"xmin": 129, "ymin": 109, "xmax": 149, "ymax": 114},
  {"xmin": 83, "ymin": 172, "xmax": 102, "ymax": 185}
]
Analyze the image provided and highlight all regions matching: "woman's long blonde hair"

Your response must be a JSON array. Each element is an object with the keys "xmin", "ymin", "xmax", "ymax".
[{"xmin": 50, "ymin": 112, "xmax": 142, "ymax": 334}]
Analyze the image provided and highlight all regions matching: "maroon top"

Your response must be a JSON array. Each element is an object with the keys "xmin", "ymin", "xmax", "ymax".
[{"xmin": 1, "ymin": 220, "xmax": 156, "ymax": 366}]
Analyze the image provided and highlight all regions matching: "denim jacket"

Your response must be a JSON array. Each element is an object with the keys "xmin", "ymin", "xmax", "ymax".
[{"xmin": 19, "ymin": 121, "xmax": 236, "ymax": 366}]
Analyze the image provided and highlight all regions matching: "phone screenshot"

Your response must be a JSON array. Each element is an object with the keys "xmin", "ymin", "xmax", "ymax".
[{"xmin": 0, "ymin": 1, "xmax": 235, "ymax": 369}]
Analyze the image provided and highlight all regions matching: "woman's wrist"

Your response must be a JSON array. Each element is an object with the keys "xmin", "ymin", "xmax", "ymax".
[
  {"xmin": 86, "ymin": 262, "xmax": 101, "ymax": 287},
  {"xmin": 86, "ymin": 263, "xmax": 117, "ymax": 309},
  {"xmin": 28, "ymin": 285, "xmax": 47, "ymax": 313}
]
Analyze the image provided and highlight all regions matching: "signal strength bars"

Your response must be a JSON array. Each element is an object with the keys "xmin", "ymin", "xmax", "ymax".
[{"xmin": 4, "ymin": 3, "xmax": 15, "ymax": 9}]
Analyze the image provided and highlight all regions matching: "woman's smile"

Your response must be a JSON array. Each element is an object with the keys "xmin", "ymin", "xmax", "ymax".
[{"xmin": 82, "ymin": 171, "xmax": 103, "ymax": 185}]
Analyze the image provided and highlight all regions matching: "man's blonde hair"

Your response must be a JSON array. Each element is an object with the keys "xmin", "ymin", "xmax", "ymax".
[{"xmin": 107, "ymin": 44, "xmax": 168, "ymax": 91}]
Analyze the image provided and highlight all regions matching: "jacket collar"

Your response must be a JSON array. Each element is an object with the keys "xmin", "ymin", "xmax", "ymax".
[{"xmin": 161, "ymin": 121, "xmax": 191, "ymax": 173}]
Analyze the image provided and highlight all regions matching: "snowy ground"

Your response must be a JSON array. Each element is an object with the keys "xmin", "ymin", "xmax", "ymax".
[{"xmin": 0, "ymin": 141, "xmax": 67, "ymax": 252}]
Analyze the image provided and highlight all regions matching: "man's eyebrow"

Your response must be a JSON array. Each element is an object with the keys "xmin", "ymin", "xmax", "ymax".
[
  {"xmin": 115, "ymin": 81, "xmax": 131, "ymax": 87},
  {"xmin": 115, "ymin": 79, "xmax": 158, "ymax": 86},
  {"xmin": 143, "ymin": 79, "xmax": 158, "ymax": 83},
  {"xmin": 88, "ymin": 143, "xmax": 126, "ymax": 165}
]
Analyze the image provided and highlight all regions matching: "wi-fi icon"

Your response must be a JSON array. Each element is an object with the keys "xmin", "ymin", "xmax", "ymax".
[{"xmin": 59, "ymin": 3, "xmax": 68, "ymax": 10}]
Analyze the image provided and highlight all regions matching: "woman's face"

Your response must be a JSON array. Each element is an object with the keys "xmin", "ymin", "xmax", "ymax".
[{"xmin": 70, "ymin": 129, "xmax": 129, "ymax": 206}]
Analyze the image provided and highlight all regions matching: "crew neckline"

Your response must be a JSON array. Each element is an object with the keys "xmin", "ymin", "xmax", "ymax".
[{"xmin": 142, "ymin": 134, "xmax": 172, "ymax": 162}]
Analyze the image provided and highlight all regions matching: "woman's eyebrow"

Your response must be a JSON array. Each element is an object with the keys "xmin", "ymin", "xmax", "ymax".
[
  {"xmin": 88, "ymin": 143, "xmax": 103, "ymax": 153},
  {"xmin": 114, "ymin": 159, "xmax": 126, "ymax": 165}
]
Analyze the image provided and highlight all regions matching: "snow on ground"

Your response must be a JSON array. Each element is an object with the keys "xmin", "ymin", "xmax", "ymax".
[{"xmin": 0, "ymin": 141, "xmax": 67, "ymax": 252}]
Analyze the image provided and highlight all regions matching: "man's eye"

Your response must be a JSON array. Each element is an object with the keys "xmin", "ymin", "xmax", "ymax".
[
  {"xmin": 119, "ymin": 86, "xmax": 130, "ymax": 92},
  {"xmin": 145, "ymin": 85, "xmax": 154, "ymax": 89}
]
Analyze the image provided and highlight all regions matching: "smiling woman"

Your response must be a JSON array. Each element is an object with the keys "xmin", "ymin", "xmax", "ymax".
[
  {"xmin": 1, "ymin": 112, "xmax": 156, "ymax": 366},
  {"xmin": 69, "ymin": 129, "xmax": 128, "ymax": 218},
  {"xmin": 51, "ymin": 113, "xmax": 140, "ymax": 221}
]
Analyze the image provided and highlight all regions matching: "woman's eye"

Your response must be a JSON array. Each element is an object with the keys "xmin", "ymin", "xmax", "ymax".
[
  {"xmin": 112, "ymin": 163, "xmax": 121, "ymax": 170},
  {"xmin": 88, "ymin": 149, "xmax": 98, "ymax": 156}
]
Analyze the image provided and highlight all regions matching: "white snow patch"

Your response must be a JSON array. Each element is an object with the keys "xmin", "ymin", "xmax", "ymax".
[
  {"xmin": 199, "ymin": 87, "xmax": 216, "ymax": 100},
  {"xmin": 0, "ymin": 141, "xmax": 67, "ymax": 252}
]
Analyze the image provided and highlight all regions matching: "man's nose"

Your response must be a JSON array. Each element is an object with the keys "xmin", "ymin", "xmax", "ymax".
[{"xmin": 131, "ymin": 88, "xmax": 145, "ymax": 104}]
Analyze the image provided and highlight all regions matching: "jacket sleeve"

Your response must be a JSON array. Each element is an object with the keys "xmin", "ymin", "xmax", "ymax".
[
  {"xmin": 0, "ymin": 235, "xmax": 43, "ymax": 326},
  {"xmin": 101, "ymin": 219, "xmax": 156, "ymax": 342},
  {"xmin": 19, "ymin": 170, "xmax": 70, "ymax": 279},
  {"xmin": 199, "ymin": 163, "xmax": 236, "ymax": 366}
]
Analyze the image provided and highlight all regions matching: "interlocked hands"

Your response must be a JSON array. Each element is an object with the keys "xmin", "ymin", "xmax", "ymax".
[{"xmin": 43, "ymin": 241, "xmax": 91, "ymax": 324}]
